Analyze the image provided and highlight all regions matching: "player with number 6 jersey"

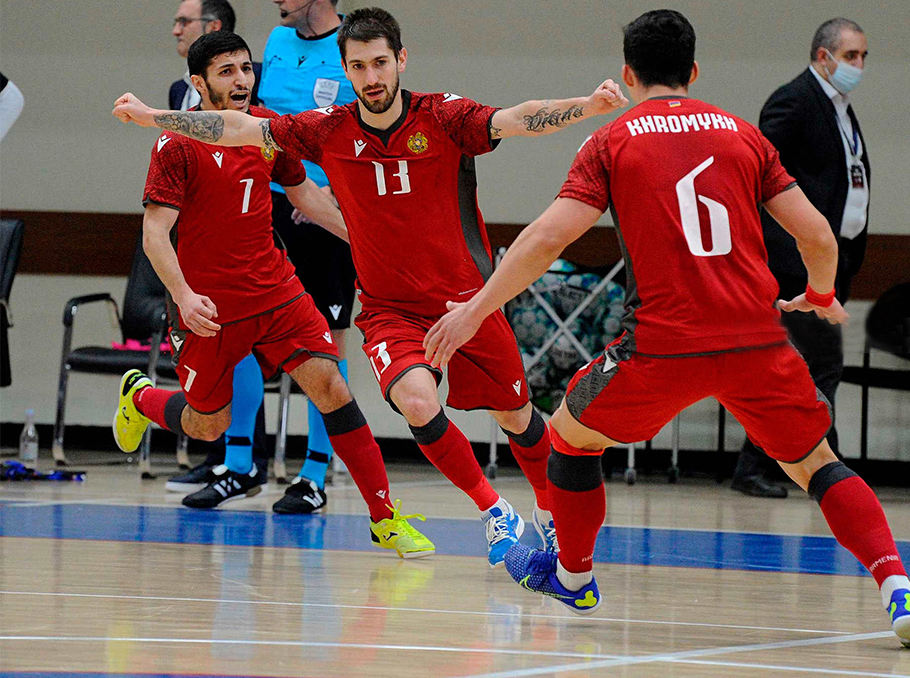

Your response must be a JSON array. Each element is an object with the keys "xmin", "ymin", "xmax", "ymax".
[{"xmin": 423, "ymin": 10, "xmax": 909, "ymax": 645}]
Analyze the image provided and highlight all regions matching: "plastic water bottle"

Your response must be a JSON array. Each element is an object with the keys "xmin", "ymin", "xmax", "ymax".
[{"xmin": 19, "ymin": 409, "xmax": 39, "ymax": 465}]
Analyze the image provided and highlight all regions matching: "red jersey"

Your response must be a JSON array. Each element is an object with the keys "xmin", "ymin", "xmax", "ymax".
[
  {"xmin": 560, "ymin": 97, "xmax": 795, "ymax": 356},
  {"xmin": 143, "ymin": 106, "xmax": 308, "ymax": 325},
  {"xmin": 269, "ymin": 91, "xmax": 499, "ymax": 317}
]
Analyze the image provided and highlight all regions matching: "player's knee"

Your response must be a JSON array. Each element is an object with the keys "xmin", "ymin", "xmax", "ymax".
[
  {"xmin": 185, "ymin": 412, "xmax": 230, "ymax": 442},
  {"xmin": 395, "ymin": 394, "xmax": 440, "ymax": 427},
  {"xmin": 495, "ymin": 403, "xmax": 534, "ymax": 435},
  {"xmin": 547, "ymin": 450, "xmax": 603, "ymax": 492}
]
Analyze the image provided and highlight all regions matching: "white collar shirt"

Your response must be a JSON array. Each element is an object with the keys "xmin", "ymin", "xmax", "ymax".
[
  {"xmin": 180, "ymin": 70, "xmax": 201, "ymax": 111},
  {"xmin": 808, "ymin": 66, "xmax": 868, "ymax": 240}
]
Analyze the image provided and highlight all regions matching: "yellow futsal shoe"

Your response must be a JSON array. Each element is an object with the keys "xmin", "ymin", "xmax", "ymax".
[
  {"xmin": 370, "ymin": 499, "xmax": 436, "ymax": 559},
  {"xmin": 113, "ymin": 369, "xmax": 153, "ymax": 453}
]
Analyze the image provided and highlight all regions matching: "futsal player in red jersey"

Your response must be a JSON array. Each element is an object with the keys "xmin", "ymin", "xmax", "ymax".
[
  {"xmin": 113, "ymin": 31, "xmax": 434, "ymax": 559},
  {"xmin": 424, "ymin": 10, "xmax": 910, "ymax": 644},
  {"xmin": 112, "ymin": 7, "xmax": 629, "ymax": 567}
]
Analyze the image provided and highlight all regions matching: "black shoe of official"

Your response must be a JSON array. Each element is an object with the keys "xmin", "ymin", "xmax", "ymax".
[
  {"xmin": 182, "ymin": 465, "xmax": 262, "ymax": 509},
  {"xmin": 731, "ymin": 475, "xmax": 788, "ymax": 499},
  {"xmin": 272, "ymin": 476, "xmax": 327, "ymax": 514},
  {"xmin": 165, "ymin": 462, "xmax": 218, "ymax": 494}
]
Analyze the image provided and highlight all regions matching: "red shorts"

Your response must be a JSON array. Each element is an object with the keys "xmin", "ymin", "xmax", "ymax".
[
  {"xmin": 355, "ymin": 308, "xmax": 528, "ymax": 412},
  {"xmin": 170, "ymin": 293, "xmax": 338, "ymax": 413},
  {"xmin": 564, "ymin": 342, "xmax": 831, "ymax": 463}
]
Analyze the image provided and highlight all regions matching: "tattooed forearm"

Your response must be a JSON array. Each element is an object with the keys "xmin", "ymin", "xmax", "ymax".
[
  {"xmin": 490, "ymin": 124, "xmax": 503, "ymax": 139},
  {"xmin": 260, "ymin": 119, "xmax": 283, "ymax": 152},
  {"xmin": 522, "ymin": 105, "xmax": 585, "ymax": 133},
  {"xmin": 154, "ymin": 111, "xmax": 225, "ymax": 143}
]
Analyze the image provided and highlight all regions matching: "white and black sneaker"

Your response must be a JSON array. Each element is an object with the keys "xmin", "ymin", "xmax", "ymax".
[
  {"xmin": 182, "ymin": 465, "xmax": 262, "ymax": 509},
  {"xmin": 272, "ymin": 476, "xmax": 327, "ymax": 514},
  {"xmin": 165, "ymin": 463, "xmax": 218, "ymax": 494}
]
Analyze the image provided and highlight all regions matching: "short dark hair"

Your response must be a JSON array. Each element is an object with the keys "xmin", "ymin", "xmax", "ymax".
[
  {"xmin": 810, "ymin": 18, "xmax": 863, "ymax": 61},
  {"xmin": 338, "ymin": 7, "xmax": 403, "ymax": 62},
  {"xmin": 187, "ymin": 31, "xmax": 250, "ymax": 77},
  {"xmin": 623, "ymin": 10, "xmax": 696, "ymax": 89},
  {"xmin": 200, "ymin": 0, "xmax": 236, "ymax": 33}
]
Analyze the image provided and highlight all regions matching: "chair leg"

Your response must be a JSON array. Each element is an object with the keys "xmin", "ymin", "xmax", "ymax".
[
  {"xmin": 273, "ymin": 373, "xmax": 291, "ymax": 483},
  {"xmin": 715, "ymin": 405, "xmax": 726, "ymax": 484},
  {"xmin": 139, "ymin": 429, "xmax": 155, "ymax": 479},
  {"xmin": 52, "ymin": 362, "xmax": 71, "ymax": 467},
  {"xmin": 860, "ymin": 349, "xmax": 870, "ymax": 461},
  {"xmin": 175, "ymin": 434, "xmax": 190, "ymax": 469}
]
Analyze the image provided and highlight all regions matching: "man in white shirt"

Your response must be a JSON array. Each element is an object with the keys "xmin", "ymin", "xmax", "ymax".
[{"xmin": 733, "ymin": 18, "xmax": 870, "ymax": 498}]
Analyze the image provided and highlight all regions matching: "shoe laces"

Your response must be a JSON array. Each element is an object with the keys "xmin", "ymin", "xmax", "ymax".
[
  {"xmin": 485, "ymin": 510, "xmax": 516, "ymax": 545},
  {"xmin": 544, "ymin": 523, "xmax": 559, "ymax": 553},
  {"xmin": 388, "ymin": 499, "xmax": 427, "ymax": 538},
  {"xmin": 526, "ymin": 548, "xmax": 558, "ymax": 575}
]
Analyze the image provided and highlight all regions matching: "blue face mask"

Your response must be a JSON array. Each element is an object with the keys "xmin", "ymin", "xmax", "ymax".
[{"xmin": 824, "ymin": 49, "xmax": 864, "ymax": 94}]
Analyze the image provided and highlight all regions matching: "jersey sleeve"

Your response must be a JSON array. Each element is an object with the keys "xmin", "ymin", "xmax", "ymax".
[
  {"xmin": 253, "ymin": 107, "xmax": 309, "ymax": 187},
  {"xmin": 142, "ymin": 135, "xmax": 189, "ymax": 210},
  {"xmin": 758, "ymin": 132, "xmax": 796, "ymax": 203},
  {"xmin": 432, "ymin": 94, "xmax": 500, "ymax": 157},
  {"xmin": 557, "ymin": 129, "xmax": 610, "ymax": 213},
  {"xmin": 268, "ymin": 111, "xmax": 324, "ymax": 163}
]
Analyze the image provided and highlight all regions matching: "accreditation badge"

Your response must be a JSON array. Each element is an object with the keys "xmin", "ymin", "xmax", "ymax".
[{"xmin": 313, "ymin": 78, "xmax": 341, "ymax": 108}]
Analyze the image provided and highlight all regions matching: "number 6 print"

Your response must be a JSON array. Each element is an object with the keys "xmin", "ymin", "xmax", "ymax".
[{"xmin": 675, "ymin": 156, "xmax": 732, "ymax": 257}]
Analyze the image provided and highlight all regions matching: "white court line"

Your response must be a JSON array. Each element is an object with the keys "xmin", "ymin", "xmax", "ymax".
[
  {"xmin": 0, "ymin": 590, "xmax": 852, "ymax": 636},
  {"xmin": 1, "ymin": 497, "xmax": 126, "ymax": 508},
  {"xmin": 673, "ymin": 658, "xmax": 910, "ymax": 678},
  {"xmin": 453, "ymin": 630, "xmax": 896, "ymax": 678},
  {"xmin": 0, "ymin": 635, "xmax": 621, "ymax": 661}
]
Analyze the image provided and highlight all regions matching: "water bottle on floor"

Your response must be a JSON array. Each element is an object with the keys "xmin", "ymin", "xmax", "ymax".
[{"xmin": 19, "ymin": 409, "xmax": 39, "ymax": 465}]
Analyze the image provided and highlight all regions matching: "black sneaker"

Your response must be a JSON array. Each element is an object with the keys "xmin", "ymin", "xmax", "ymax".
[
  {"xmin": 182, "ymin": 465, "xmax": 262, "ymax": 509},
  {"xmin": 272, "ymin": 476, "xmax": 327, "ymax": 514},
  {"xmin": 165, "ymin": 463, "xmax": 217, "ymax": 494}
]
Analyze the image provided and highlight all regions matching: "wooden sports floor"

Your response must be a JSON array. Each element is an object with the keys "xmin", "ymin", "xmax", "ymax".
[{"xmin": 1, "ymin": 457, "xmax": 909, "ymax": 678}]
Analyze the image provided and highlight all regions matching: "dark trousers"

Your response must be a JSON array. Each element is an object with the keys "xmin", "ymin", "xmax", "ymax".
[{"xmin": 736, "ymin": 283, "xmax": 844, "ymax": 478}]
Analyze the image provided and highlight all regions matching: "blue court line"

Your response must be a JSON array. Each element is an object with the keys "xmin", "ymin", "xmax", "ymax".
[{"xmin": 0, "ymin": 502, "xmax": 907, "ymax": 577}]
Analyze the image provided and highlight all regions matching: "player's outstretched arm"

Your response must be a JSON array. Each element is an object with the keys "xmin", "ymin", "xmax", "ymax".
[
  {"xmin": 143, "ymin": 204, "xmax": 221, "ymax": 337},
  {"xmin": 490, "ymin": 80, "xmax": 628, "ymax": 139},
  {"xmin": 112, "ymin": 92, "xmax": 278, "ymax": 150},
  {"xmin": 424, "ymin": 197, "xmax": 602, "ymax": 368},
  {"xmin": 284, "ymin": 179, "xmax": 349, "ymax": 243},
  {"xmin": 764, "ymin": 186, "xmax": 848, "ymax": 324}
]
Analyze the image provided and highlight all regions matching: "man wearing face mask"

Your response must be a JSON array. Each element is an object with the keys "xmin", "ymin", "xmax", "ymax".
[{"xmin": 732, "ymin": 18, "xmax": 870, "ymax": 498}]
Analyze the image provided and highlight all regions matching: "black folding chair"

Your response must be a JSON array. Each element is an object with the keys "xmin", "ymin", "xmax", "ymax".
[{"xmin": 0, "ymin": 218, "xmax": 25, "ymax": 388}]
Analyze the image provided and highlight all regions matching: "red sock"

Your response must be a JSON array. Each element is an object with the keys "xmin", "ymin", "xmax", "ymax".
[
  {"xmin": 411, "ymin": 411, "xmax": 499, "ymax": 511},
  {"xmin": 505, "ymin": 410, "xmax": 551, "ymax": 510},
  {"xmin": 549, "ymin": 426, "xmax": 606, "ymax": 573},
  {"xmin": 134, "ymin": 386, "xmax": 180, "ymax": 431},
  {"xmin": 814, "ymin": 467, "xmax": 907, "ymax": 585},
  {"xmin": 328, "ymin": 425, "xmax": 393, "ymax": 522}
]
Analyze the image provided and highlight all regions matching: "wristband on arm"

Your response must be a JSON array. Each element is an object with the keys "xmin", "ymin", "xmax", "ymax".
[{"xmin": 805, "ymin": 284, "xmax": 836, "ymax": 308}]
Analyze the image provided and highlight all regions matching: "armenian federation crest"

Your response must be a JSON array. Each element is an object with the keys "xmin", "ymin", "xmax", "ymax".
[
  {"xmin": 407, "ymin": 132, "xmax": 429, "ymax": 154},
  {"xmin": 261, "ymin": 146, "xmax": 276, "ymax": 162}
]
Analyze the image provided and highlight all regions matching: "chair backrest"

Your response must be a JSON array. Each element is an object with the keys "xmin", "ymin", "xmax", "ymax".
[
  {"xmin": 122, "ymin": 234, "xmax": 168, "ymax": 341},
  {"xmin": 0, "ymin": 218, "xmax": 25, "ymax": 302},
  {"xmin": 866, "ymin": 282, "xmax": 910, "ymax": 359}
]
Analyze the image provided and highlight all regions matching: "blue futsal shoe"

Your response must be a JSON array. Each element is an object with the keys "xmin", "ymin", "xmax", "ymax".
[
  {"xmin": 504, "ymin": 543, "xmax": 601, "ymax": 615},
  {"xmin": 482, "ymin": 500, "xmax": 524, "ymax": 568},
  {"xmin": 888, "ymin": 588, "xmax": 910, "ymax": 648}
]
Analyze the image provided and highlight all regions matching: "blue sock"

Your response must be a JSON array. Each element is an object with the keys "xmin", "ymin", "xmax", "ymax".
[
  {"xmin": 224, "ymin": 354, "xmax": 264, "ymax": 475},
  {"xmin": 299, "ymin": 359, "xmax": 346, "ymax": 488}
]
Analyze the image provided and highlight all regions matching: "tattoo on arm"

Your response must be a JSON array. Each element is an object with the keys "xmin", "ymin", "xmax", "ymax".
[
  {"xmin": 260, "ymin": 119, "xmax": 283, "ymax": 152},
  {"xmin": 522, "ymin": 105, "xmax": 585, "ymax": 133},
  {"xmin": 490, "ymin": 124, "xmax": 503, "ymax": 140},
  {"xmin": 153, "ymin": 111, "xmax": 225, "ymax": 143}
]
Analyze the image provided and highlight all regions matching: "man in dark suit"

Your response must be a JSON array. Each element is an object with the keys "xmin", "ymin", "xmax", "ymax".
[
  {"xmin": 168, "ymin": 0, "xmax": 260, "ymax": 110},
  {"xmin": 733, "ymin": 18, "xmax": 870, "ymax": 498}
]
